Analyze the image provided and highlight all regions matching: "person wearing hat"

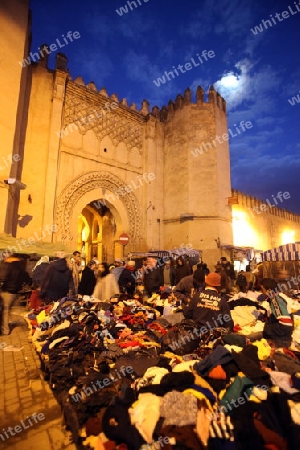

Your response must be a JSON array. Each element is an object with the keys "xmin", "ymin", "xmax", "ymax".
[
  {"xmin": 183, "ymin": 272, "xmax": 234, "ymax": 331},
  {"xmin": 118, "ymin": 260, "xmax": 136, "ymax": 297}
]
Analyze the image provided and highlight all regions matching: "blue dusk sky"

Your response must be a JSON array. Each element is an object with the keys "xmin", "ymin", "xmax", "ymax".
[{"xmin": 29, "ymin": 0, "xmax": 300, "ymax": 213}]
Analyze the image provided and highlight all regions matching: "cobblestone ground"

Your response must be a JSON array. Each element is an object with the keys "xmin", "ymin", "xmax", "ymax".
[{"xmin": 0, "ymin": 306, "xmax": 76, "ymax": 450}]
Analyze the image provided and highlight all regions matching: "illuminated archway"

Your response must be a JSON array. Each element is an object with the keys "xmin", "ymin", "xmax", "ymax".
[{"xmin": 55, "ymin": 171, "xmax": 142, "ymax": 255}]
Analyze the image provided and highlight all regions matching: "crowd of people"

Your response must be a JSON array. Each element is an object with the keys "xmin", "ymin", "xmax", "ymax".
[
  {"xmin": 0, "ymin": 249, "xmax": 297, "ymax": 347},
  {"xmin": 1, "ymin": 249, "xmax": 300, "ymax": 449}
]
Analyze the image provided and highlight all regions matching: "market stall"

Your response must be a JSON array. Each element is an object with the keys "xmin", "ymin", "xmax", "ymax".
[
  {"xmin": 23, "ymin": 288, "xmax": 300, "ymax": 450},
  {"xmin": 262, "ymin": 242, "xmax": 300, "ymax": 291}
]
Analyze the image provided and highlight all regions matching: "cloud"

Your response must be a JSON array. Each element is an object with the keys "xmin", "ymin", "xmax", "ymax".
[
  {"xmin": 83, "ymin": 4, "xmax": 155, "ymax": 43},
  {"xmin": 181, "ymin": 0, "xmax": 257, "ymax": 40},
  {"xmin": 122, "ymin": 50, "xmax": 177, "ymax": 106},
  {"xmin": 71, "ymin": 46, "xmax": 114, "ymax": 86},
  {"xmin": 213, "ymin": 58, "xmax": 283, "ymax": 111}
]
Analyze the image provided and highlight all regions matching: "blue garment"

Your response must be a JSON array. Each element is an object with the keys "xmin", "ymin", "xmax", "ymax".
[
  {"xmin": 194, "ymin": 346, "xmax": 233, "ymax": 376},
  {"xmin": 269, "ymin": 294, "xmax": 292, "ymax": 326},
  {"xmin": 111, "ymin": 266, "xmax": 124, "ymax": 282}
]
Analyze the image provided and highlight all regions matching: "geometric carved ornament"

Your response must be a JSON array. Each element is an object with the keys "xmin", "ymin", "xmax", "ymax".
[
  {"xmin": 55, "ymin": 171, "xmax": 142, "ymax": 244},
  {"xmin": 63, "ymin": 83, "xmax": 144, "ymax": 152}
]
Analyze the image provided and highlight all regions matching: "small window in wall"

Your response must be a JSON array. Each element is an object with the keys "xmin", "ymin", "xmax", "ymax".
[{"xmin": 103, "ymin": 148, "xmax": 107, "ymax": 153}]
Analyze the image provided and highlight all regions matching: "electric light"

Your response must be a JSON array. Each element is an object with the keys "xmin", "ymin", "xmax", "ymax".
[{"xmin": 281, "ymin": 230, "xmax": 295, "ymax": 245}]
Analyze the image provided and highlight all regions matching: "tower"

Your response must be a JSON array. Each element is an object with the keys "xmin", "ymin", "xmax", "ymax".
[{"xmin": 155, "ymin": 86, "xmax": 232, "ymax": 266}]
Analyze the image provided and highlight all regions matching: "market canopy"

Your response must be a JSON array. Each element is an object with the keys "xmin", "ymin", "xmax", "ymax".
[
  {"xmin": 0, "ymin": 233, "xmax": 72, "ymax": 258},
  {"xmin": 262, "ymin": 242, "xmax": 300, "ymax": 261},
  {"xmin": 220, "ymin": 244, "xmax": 260, "ymax": 261}
]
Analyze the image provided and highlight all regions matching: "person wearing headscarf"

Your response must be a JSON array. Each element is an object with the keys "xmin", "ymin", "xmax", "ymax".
[
  {"xmin": 92, "ymin": 262, "xmax": 119, "ymax": 300},
  {"xmin": 175, "ymin": 257, "xmax": 190, "ymax": 284},
  {"xmin": 32, "ymin": 256, "xmax": 49, "ymax": 289},
  {"xmin": 30, "ymin": 255, "xmax": 50, "ymax": 309},
  {"xmin": 40, "ymin": 253, "xmax": 74, "ymax": 304},
  {"xmin": 78, "ymin": 260, "xmax": 97, "ymax": 296}
]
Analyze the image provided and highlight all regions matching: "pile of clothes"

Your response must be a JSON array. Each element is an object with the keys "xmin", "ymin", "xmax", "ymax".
[
  {"xmin": 227, "ymin": 290, "xmax": 300, "ymax": 350},
  {"xmin": 24, "ymin": 295, "xmax": 300, "ymax": 449}
]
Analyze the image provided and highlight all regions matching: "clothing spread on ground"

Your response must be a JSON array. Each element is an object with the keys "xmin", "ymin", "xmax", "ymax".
[{"xmin": 23, "ymin": 289, "xmax": 300, "ymax": 450}]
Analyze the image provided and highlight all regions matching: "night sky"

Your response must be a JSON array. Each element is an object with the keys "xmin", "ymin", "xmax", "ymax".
[{"xmin": 29, "ymin": 0, "xmax": 300, "ymax": 213}]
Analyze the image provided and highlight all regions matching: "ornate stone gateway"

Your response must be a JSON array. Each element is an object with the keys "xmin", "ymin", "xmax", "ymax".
[{"xmin": 55, "ymin": 171, "xmax": 142, "ymax": 259}]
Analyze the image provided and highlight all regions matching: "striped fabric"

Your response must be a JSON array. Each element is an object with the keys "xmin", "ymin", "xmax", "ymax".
[{"xmin": 263, "ymin": 242, "xmax": 300, "ymax": 261}]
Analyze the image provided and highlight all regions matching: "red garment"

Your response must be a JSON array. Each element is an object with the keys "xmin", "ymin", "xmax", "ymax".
[
  {"xmin": 29, "ymin": 289, "xmax": 43, "ymax": 310},
  {"xmin": 253, "ymin": 416, "xmax": 287, "ymax": 450},
  {"xmin": 208, "ymin": 365, "xmax": 227, "ymax": 380},
  {"xmin": 264, "ymin": 446, "xmax": 280, "ymax": 450},
  {"xmin": 118, "ymin": 341, "xmax": 142, "ymax": 348},
  {"xmin": 103, "ymin": 441, "xmax": 118, "ymax": 450},
  {"xmin": 147, "ymin": 322, "xmax": 168, "ymax": 335},
  {"xmin": 282, "ymin": 348, "xmax": 298, "ymax": 360}
]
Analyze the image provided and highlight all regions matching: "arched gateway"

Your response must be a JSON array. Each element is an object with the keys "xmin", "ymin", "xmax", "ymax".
[{"xmin": 55, "ymin": 171, "xmax": 142, "ymax": 260}]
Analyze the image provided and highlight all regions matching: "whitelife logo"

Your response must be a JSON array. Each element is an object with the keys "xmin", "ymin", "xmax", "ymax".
[
  {"xmin": 0, "ymin": 154, "xmax": 21, "ymax": 171},
  {"xmin": 18, "ymin": 31, "xmax": 81, "ymax": 68},
  {"xmin": 116, "ymin": 0, "xmax": 150, "ymax": 16},
  {"xmin": 288, "ymin": 90, "xmax": 300, "ymax": 106},
  {"xmin": 248, "ymin": 191, "xmax": 290, "ymax": 217},
  {"xmin": 0, "ymin": 224, "xmax": 58, "ymax": 261},
  {"xmin": 0, "ymin": 413, "xmax": 45, "ymax": 442},
  {"xmin": 250, "ymin": 2, "xmax": 300, "ymax": 35},
  {"xmin": 191, "ymin": 121, "xmax": 253, "ymax": 157},
  {"xmin": 56, "ymin": 102, "xmax": 118, "ymax": 139},
  {"xmin": 71, "ymin": 366, "xmax": 133, "ymax": 402},
  {"xmin": 93, "ymin": 173, "xmax": 155, "ymax": 210},
  {"xmin": 153, "ymin": 50, "xmax": 215, "ymax": 87}
]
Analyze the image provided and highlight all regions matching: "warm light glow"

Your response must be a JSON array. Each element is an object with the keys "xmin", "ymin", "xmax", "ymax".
[
  {"xmin": 232, "ymin": 210, "xmax": 257, "ymax": 247},
  {"xmin": 233, "ymin": 211, "xmax": 246, "ymax": 220},
  {"xmin": 281, "ymin": 230, "xmax": 295, "ymax": 245},
  {"xmin": 79, "ymin": 214, "xmax": 90, "ymax": 242}
]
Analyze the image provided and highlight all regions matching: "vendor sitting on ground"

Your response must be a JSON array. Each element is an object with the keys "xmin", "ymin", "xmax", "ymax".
[
  {"xmin": 183, "ymin": 272, "xmax": 234, "ymax": 330},
  {"xmin": 260, "ymin": 278, "xmax": 294, "ymax": 344}
]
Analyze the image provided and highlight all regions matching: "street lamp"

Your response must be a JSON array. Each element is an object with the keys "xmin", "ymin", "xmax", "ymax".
[{"xmin": 4, "ymin": 178, "xmax": 26, "ymax": 189}]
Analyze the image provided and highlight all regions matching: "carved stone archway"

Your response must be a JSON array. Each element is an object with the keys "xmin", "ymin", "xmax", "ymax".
[{"xmin": 55, "ymin": 171, "xmax": 142, "ymax": 246}]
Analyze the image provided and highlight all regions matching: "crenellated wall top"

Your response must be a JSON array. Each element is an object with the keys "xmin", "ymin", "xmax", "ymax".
[
  {"xmin": 35, "ymin": 46, "xmax": 227, "ymax": 127},
  {"xmin": 231, "ymin": 189, "xmax": 300, "ymax": 223}
]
